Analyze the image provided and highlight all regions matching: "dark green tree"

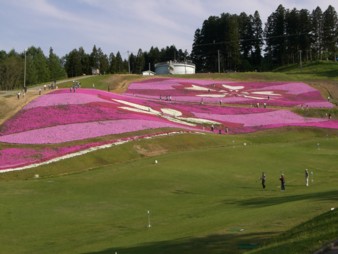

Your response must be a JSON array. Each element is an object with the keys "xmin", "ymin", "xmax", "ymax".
[
  {"xmin": 191, "ymin": 28, "xmax": 206, "ymax": 72},
  {"xmin": 129, "ymin": 52, "xmax": 136, "ymax": 73},
  {"xmin": 78, "ymin": 47, "xmax": 91, "ymax": 75},
  {"xmin": 90, "ymin": 45, "xmax": 100, "ymax": 69},
  {"xmin": 25, "ymin": 47, "xmax": 50, "ymax": 84},
  {"xmin": 322, "ymin": 5, "xmax": 338, "ymax": 60},
  {"xmin": 64, "ymin": 49, "xmax": 82, "ymax": 77},
  {"xmin": 285, "ymin": 8, "xmax": 300, "ymax": 64},
  {"xmin": 148, "ymin": 46, "xmax": 161, "ymax": 70},
  {"xmin": 226, "ymin": 14, "xmax": 241, "ymax": 70},
  {"xmin": 48, "ymin": 47, "xmax": 67, "ymax": 81},
  {"xmin": 25, "ymin": 48, "xmax": 38, "ymax": 84},
  {"xmin": 115, "ymin": 51, "xmax": 124, "ymax": 73},
  {"xmin": 264, "ymin": 5, "xmax": 287, "ymax": 67},
  {"xmin": 311, "ymin": 7, "xmax": 324, "ymax": 60},
  {"xmin": 109, "ymin": 52, "xmax": 117, "ymax": 73},
  {"xmin": 89, "ymin": 46, "xmax": 110, "ymax": 74},
  {"xmin": 135, "ymin": 49, "xmax": 145, "ymax": 73},
  {"xmin": 252, "ymin": 10, "xmax": 264, "ymax": 69},
  {"xmin": 239, "ymin": 12, "xmax": 253, "ymax": 60},
  {"xmin": 200, "ymin": 16, "xmax": 220, "ymax": 72},
  {"xmin": 298, "ymin": 9, "xmax": 312, "ymax": 62},
  {"xmin": 0, "ymin": 51, "xmax": 23, "ymax": 90},
  {"xmin": 98, "ymin": 48, "xmax": 109, "ymax": 74}
]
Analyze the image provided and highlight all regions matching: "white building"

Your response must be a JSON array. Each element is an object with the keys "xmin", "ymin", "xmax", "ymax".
[
  {"xmin": 142, "ymin": 70, "xmax": 155, "ymax": 76},
  {"xmin": 91, "ymin": 67, "xmax": 100, "ymax": 75},
  {"xmin": 155, "ymin": 61, "xmax": 195, "ymax": 75}
]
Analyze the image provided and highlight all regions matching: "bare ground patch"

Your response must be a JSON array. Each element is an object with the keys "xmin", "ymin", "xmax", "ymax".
[
  {"xmin": 104, "ymin": 74, "xmax": 164, "ymax": 93},
  {"xmin": 314, "ymin": 81, "xmax": 338, "ymax": 104},
  {"xmin": 0, "ymin": 89, "xmax": 45, "ymax": 125},
  {"xmin": 133, "ymin": 144, "xmax": 168, "ymax": 157}
]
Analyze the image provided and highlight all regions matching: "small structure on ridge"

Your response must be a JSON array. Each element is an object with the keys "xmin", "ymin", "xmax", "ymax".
[{"xmin": 155, "ymin": 60, "xmax": 195, "ymax": 75}]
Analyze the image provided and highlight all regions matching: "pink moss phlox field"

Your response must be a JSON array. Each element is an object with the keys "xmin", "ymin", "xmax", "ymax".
[
  {"xmin": 0, "ymin": 146, "xmax": 89, "ymax": 170},
  {"xmin": 0, "ymin": 148, "xmax": 41, "ymax": 169},
  {"xmin": 0, "ymin": 102, "xmax": 157, "ymax": 135},
  {"xmin": 0, "ymin": 89, "xmax": 163, "ymax": 135},
  {"xmin": 126, "ymin": 78, "xmax": 334, "ymax": 108},
  {"xmin": 194, "ymin": 109, "xmax": 327, "ymax": 127},
  {"xmin": 0, "ymin": 80, "xmax": 337, "ymax": 171},
  {"xmin": 0, "ymin": 119, "xmax": 190, "ymax": 144},
  {"xmin": 24, "ymin": 92, "xmax": 110, "ymax": 109},
  {"xmin": 0, "ymin": 141, "xmax": 104, "ymax": 169}
]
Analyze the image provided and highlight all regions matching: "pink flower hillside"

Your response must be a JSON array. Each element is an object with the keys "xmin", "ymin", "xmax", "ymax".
[
  {"xmin": 194, "ymin": 109, "xmax": 328, "ymax": 128},
  {"xmin": 0, "ymin": 148, "xmax": 41, "ymax": 169},
  {"xmin": 0, "ymin": 119, "xmax": 194, "ymax": 144},
  {"xmin": 0, "ymin": 81, "xmax": 337, "ymax": 172},
  {"xmin": 126, "ymin": 78, "xmax": 334, "ymax": 108}
]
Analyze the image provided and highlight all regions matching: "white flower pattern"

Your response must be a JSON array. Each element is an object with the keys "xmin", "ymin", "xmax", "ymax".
[{"xmin": 189, "ymin": 84, "xmax": 281, "ymax": 100}]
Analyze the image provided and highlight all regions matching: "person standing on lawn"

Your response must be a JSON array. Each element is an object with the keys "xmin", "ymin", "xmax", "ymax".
[
  {"xmin": 305, "ymin": 169, "xmax": 309, "ymax": 187},
  {"xmin": 280, "ymin": 174, "xmax": 285, "ymax": 191},
  {"xmin": 261, "ymin": 172, "xmax": 266, "ymax": 190}
]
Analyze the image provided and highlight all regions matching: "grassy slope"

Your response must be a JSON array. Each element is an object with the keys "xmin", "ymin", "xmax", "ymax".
[
  {"xmin": 0, "ymin": 129, "xmax": 337, "ymax": 254},
  {"xmin": 0, "ymin": 62, "xmax": 338, "ymax": 253},
  {"xmin": 248, "ymin": 209, "xmax": 338, "ymax": 254}
]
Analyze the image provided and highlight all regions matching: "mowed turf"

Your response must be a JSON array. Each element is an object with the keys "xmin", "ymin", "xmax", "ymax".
[{"xmin": 0, "ymin": 129, "xmax": 337, "ymax": 254}]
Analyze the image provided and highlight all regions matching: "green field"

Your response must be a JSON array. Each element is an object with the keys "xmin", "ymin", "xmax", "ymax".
[
  {"xmin": 1, "ymin": 62, "xmax": 338, "ymax": 253},
  {"xmin": 0, "ymin": 128, "xmax": 337, "ymax": 253}
]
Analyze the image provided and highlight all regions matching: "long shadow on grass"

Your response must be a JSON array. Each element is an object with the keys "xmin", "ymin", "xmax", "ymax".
[
  {"xmin": 83, "ymin": 232, "xmax": 275, "ymax": 254},
  {"xmin": 228, "ymin": 190, "xmax": 338, "ymax": 208}
]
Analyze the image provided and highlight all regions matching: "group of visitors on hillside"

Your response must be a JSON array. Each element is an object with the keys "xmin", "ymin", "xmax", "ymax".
[
  {"xmin": 70, "ymin": 81, "xmax": 81, "ymax": 92},
  {"xmin": 260, "ymin": 169, "xmax": 310, "ymax": 191},
  {"xmin": 210, "ymin": 124, "xmax": 229, "ymax": 134}
]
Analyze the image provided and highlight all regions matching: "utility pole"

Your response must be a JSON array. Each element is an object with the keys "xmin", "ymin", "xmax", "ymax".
[
  {"xmin": 217, "ymin": 50, "xmax": 220, "ymax": 73},
  {"xmin": 24, "ymin": 49, "xmax": 27, "ymax": 90},
  {"xmin": 127, "ymin": 51, "xmax": 131, "ymax": 74},
  {"xmin": 299, "ymin": 50, "xmax": 302, "ymax": 69}
]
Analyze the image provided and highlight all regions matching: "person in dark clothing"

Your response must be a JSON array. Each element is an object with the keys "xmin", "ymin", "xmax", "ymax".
[
  {"xmin": 280, "ymin": 174, "xmax": 285, "ymax": 191},
  {"xmin": 261, "ymin": 172, "xmax": 266, "ymax": 189}
]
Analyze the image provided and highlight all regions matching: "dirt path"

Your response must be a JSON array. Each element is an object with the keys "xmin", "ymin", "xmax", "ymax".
[
  {"xmin": 104, "ymin": 74, "xmax": 157, "ymax": 93},
  {"xmin": 0, "ymin": 76, "xmax": 94, "ymax": 126},
  {"xmin": 0, "ymin": 75, "xmax": 133, "ymax": 126},
  {"xmin": 0, "ymin": 88, "xmax": 50, "ymax": 126}
]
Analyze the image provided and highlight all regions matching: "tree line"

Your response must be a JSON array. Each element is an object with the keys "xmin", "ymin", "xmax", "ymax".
[
  {"xmin": 0, "ymin": 44, "xmax": 188, "ymax": 90},
  {"xmin": 0, "ymin": 4, "xmax": 337, "ymax": 90},
  {"xmin": 0, "ymin": 47, "xmax": 67, "ymax": 90},
  {"xmin": 192, "ymin": 4, "xmax": 337, "ymax": 72},
  {"xmin": 64, "ymin": 45, "xmax": 189, "ymax": 77}
]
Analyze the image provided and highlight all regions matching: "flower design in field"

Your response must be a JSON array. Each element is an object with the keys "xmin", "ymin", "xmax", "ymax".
[
  {"xmin": 1, "ymin": 80, "xmax": 337, "ymax": 172},
  {"xmin": 190, "ymin": 84, "xmax": 281, "ymax": 100},
  {"xmin": 112, "ymin": 99, "xmax": 220, "ymax": 127}
]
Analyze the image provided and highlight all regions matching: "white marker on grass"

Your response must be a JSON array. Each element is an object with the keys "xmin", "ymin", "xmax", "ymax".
[{"xmin": 147, "ymin": 210, "xmax": 151, "ymax": 228}]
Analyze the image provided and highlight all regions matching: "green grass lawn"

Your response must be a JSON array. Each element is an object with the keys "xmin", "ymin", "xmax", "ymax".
[
  {"xmin": 248, "ymin": 208, "xmax": 338, "ymax": 254},
  {"xmin": 185, "ymin": 61, "xmax": 338, "ymax": 82},
  {"xmin": 0, "ymin": 128, "xmax": 337, "ymax": 253},
  {"xmin": 55, "ymin": 74, "xmax": 140, "ymax": 92},
  {"xmin": 56, "ymin": 74, "xmax": 112, "ymax": 90}
]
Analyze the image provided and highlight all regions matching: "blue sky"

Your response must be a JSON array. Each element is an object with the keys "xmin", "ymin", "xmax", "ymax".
[{"xmin": 0, "ymin": 0, "xmax": 335, "ymax": 59}]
